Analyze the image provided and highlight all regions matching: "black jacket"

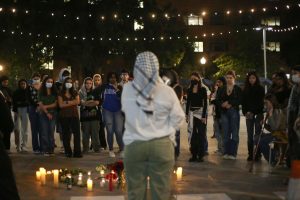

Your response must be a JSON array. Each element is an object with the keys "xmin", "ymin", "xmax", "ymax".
[
  {"xmin": 242, "ymin": 85, "xmax": 265, "ymax": 115},
  {"xmin": 12, "ymin": 88, "xmax": 30, "ymax": 112},
  {"xmin": 216, "ymin": 85, "xmax": 242, "ymax": 112}
]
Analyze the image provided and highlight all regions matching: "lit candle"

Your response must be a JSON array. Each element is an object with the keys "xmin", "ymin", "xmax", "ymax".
[
  {"xmin": 176, "ymin": 167, "xmax": 183, "ymax": 181},
  {"xmin": 53, "ymin": 169, "xmax": 59, "ymax": 188},
  {"xmin": 40, "ymin": 168, "xmax": 46, "ymax": 185},
  {"xmin": 77, "ymin": 173, "xmax": 83, "ymax": 186},
  {"xmin": 100, "ymin": 178, "xmax": 105, "ymax": 187},
  {"xmin": 100, "ymin": 170, "xmax": 105, "ymax": 177},
  {"xmin": 67, "ymin": 174, "xmax": 72, "ymax": 190},
  {"xmin": 36, "ymin": 171, "xmax": 41, "ymax": 181},
  {"xmin": 147, "ymin": 176, "xmax": 150, "ymax": 189},
  {"xmin": 87, "ymin": 179, "xmax": 93, "ymax": 192}
]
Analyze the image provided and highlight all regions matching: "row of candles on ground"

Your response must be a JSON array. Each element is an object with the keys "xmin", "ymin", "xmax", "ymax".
[
  {"xmin": 35, "ymin": 167, "xmax": 183, "ymax": 191},
  {"xmin": 35, "ymin": 168, "xmax": 113, "ymax": 191}
]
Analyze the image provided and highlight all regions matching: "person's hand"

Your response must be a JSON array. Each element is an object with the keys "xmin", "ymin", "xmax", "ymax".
[
  {"xmin": 185, "ymin": 115, "xmax": 189, "ymax": 123},
  {"xmin": 221, "ymin": 101, "xmax": 228, "ymax": 108},
  {"xmin": 46, "ymin": 113, "xmax": 53, "ymax": 120},
  {"xmin": 225, "ymin": 104, "xmax": 232, "ymax": 109}
]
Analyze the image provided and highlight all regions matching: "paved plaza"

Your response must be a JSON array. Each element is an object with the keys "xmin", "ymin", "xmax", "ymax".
[{"xmin": 9, "ymin": 114, "xmax": 289, "ymax": 200}]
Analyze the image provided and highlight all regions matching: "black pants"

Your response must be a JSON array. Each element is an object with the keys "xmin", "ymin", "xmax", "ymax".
[
  {"xmin": 0, "ymin": 140, "xmax": 20, "ymax": 200},
  {"xmin": 190, "ymin": 117, "xmax": 206, "ymax": 159},
  {"xmin": 99, "ymin": 114, "xmax": 107, "ymax": 149},
  {"xmin": 2, "ymin": 131, "xmax": 11, "ymax": 150},
  {"xmin": 60, "ymin": 117, "xmax": 81, "ymax": 156}
]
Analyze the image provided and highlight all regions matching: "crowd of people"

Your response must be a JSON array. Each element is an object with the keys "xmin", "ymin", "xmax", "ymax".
[{"xmin": 0, "ymin": 51, "xmax": 300, "ymax": 199}]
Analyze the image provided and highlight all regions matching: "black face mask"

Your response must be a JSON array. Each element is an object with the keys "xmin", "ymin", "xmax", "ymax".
[{"xmin": 190, "ymin": 80, "xmax": 198, "ymax": 86}]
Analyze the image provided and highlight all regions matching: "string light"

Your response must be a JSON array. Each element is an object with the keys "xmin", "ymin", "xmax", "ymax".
[
  {"xmin": 226, "ymin": 10, "xmax": 231, "ymax": 15},
  {"xmin": 12, "ymin": 8, "xmax": 16, "ymax": 13},
  {"xmin": 201, "ymin": 11, "xmax": 206, "ymax": 16},
  {"xmin": 286, "ymin": 5, "xmax": 290, "ymax": 9},
  {"xmin": 239, "ymin": 10, "xmax": 243, "ymax": 14},
  {"xmin": 0, "ymin": 8, "xmax": 3, "ymax": 12},
  {"xmin": 251, "ymin": 9, "xmax": 255, "ymax": 13},
  {"xmin": 151, "ymin": 14, "xmax": 156, "ymax": 18},
  {"xmin": 262, "ymin": 8, "xmax": 267, "ymax": 12}
]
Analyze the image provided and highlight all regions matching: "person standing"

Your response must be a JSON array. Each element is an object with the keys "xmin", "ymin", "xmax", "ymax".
[
  {"xmin": 102, "ymin": 72, "xmax": 124, "ymax": 158},
  {"xmin": 79, "ymin": 77, "xmax": 100, "ymax": 153},
  {"xmin": 287, "ymin": 65, "xmax": 300, "ymax": 161},
  {"xmin": 12, "ymin": 79, "xmax": 30, "ymax": 152},
  {"xmin": 0, "ymin": 75, "xmax": 13, "ymax": 151},
  {"xmin": 122, "ymin": 51, "xmax": 185, "ymax": 200},
  {"xmin": 242, "ymin": 71, "xmax": 265, "ymax": 161},
  {"xmin": 93, "ymin": 74, "xmax": 107, "ymax": 150},
  {"xmin": 216, "ymin": 70, "xmax": 242, "ymax": 160},
  {"xmin": 27, "ymin": 73, "xmax": 42, "ymax": 154},
  {"xmin": 0, "ymin": 91, "xmax": 20, "ymax": 200},
  {"xmin": 38, "ymin": 77, "xmax": 57, "ymax": 156},
  {"xmin": 186, "ymin": 72, "xmax": 208, "ymax": 162},
  {"xmin": 119, "ymin": 69, "xmax": 130, "ymax": 87},
  {"xmin": 210, "ymin": 77, "xmax": 226, "ymax": 155},
  {"xmin": 58, "ymin": 77, "xmax": 82, "ymax": 158}
]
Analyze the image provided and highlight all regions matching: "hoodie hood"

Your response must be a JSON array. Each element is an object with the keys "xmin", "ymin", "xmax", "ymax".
[{"xmin": 57, "ymin": 68, "xmax": 71, "ymax": 83}]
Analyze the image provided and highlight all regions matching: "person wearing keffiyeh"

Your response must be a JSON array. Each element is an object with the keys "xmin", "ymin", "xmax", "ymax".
[{"xmin": 122, "ymin": 51, "xmax": 185, "ymax": 200}]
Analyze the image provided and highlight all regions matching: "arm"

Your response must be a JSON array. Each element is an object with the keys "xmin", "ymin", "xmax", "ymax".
[
  {"xmin": 185, "ymin": 90, "xmax": 190, "ymax": 115},
  {"xmin": 170, "ymin": 90, "xmax": 185, "ymax": 130},
  {"xmin": 58, "ymin": 95, "xmax": 78, "ymax": 108},
  {"xmin": 202, "ymin": 88, "xmax": 208, "ymax": 119}
]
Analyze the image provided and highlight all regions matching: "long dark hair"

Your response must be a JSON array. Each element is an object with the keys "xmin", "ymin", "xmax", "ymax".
[
  {"xmin": 61, "ymin": 77, "xmax": 77, "ymax": 97},
  {"xmin": 40, "ymin": 76, "xmax": 57, "ymax": 96},
  {"xmin": 189, "ymin": 72, "xmax": 203, "ymax": 91},
  {"xmin": 244, "ymin": 71, "xmax": 261, "ymax": 91},
  {"xmin": 274, "ymin": 71, "xmax": 291, "ymax": 90}
]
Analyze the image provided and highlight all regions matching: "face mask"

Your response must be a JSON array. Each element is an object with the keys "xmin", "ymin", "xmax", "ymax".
[
  {"xmin": 46, "ymin": 83, "xmax": 53, "ymax": 88},
  {"xmin": 65, "ymin": 83, "xmax": 73, "ymax": 89},
  {"xmin": 292, "ymin": 74, "xmax": 300, "ymax": 83},
  {"xmin": 190, "ymin": 80, "xmax": 198, "ymax": 86}
]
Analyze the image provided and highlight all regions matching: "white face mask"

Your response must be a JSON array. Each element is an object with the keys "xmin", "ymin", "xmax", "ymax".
[
  {"xmin": 46, "ymin": 83, "xmax": 53, "ymax": 88},
  {"xmin": 65, "ymin": 83, "xmax": 73, "ymax": 89},
  {"xmin": 292, "ymin": 74, "xmax": 300, "ymax": 83}
]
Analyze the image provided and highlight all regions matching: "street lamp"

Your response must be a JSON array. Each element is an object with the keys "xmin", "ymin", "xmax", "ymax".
[
  {"xmin": 200, "ymin": 57, "xmax": 207, "ymax": 76},
  {"xmin": 200, "ymin": 57, "xmax": 207, "ymax": 65},
  {"xmin": 255, "ymin": 26, "xmax": 273, "ymax": 93},
  {"xmin": 0, "ymin": 65, "xmax": 3, "ymax": 71}
]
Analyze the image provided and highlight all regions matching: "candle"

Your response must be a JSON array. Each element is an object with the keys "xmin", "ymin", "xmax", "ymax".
[
  {"xmin": 53, "ymin": 169, "xmax": 59, "ymax": 188},
  {"xmin": 147, "ymin": 176, "xmax": 150, "ymax": 189},
  {"xmin": 100, "ymin": 178, "xmax": 105, "ymax": 187},
  {"xmin": 77, "ymin": 173, "xmax": 83, "ymax": 186},
  {"xmin": 87, "ymin": 179, "xmax": 93, "ymax": 192},
  {"xmin": 176, "ymin": 167, "xmax": 183, "ymax": 181},
  {"xmin": 100, "ymin": 170, "xmax": 105, "ymax": 177},
  {"xmin": 40, "ymin": 168, "xmax": 46, "ymax": 185},
  {"xmin": 67, "ymin": 174, "xmax": 72, "ymax": 190},
  {"xmin": 47, "ymin": 171, "xmax": 52, "ymax": 175},
  {"xmin": 36, "ymin": 171, "xmax": 41, "ymax": 181}
]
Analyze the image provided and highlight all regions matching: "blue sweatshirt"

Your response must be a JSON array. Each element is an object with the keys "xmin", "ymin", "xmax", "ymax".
[{"xmin": 102, "ymin": 84, "xmax": 122, "ymax": 112}]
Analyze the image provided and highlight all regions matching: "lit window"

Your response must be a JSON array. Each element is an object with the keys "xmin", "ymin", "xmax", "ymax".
[
  {"xmin": 261, "ymin": 17, "xmax": 280, "ymax": 26},
  {"xmin": 266, "ymin": 42, "xmax": 280, "ymax": 52},
  {"xmin": 134, "ymin": 20, "xmax": 144, "ymax": 30},
  {"xmin": 188, "ymin": 15, "xmax": 203, "ymax": 26},
  {"xmin": 42, "ymin": 61, "xmax": 54, "ymax": 70},
  {"xmin": 194, "ymin": 42, "xmax": 204, "ymax": 52},
  {"xmin": 64, "ymin": 0, "xmax": 71, "ymax": 2},
  {"xmin": 139, "ymin": 1, "xmax": 144, "ymax": 8}
]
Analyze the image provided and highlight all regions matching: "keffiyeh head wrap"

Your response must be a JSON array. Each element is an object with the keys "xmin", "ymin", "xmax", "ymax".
[{"xmin": 132, "ymin": 51, "xmax": 162, "ymax": 114}]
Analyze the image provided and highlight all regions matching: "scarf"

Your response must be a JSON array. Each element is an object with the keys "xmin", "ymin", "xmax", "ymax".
[{"xmin": 132, "ymin": 51, "xmax": 162, "ymax": 114}]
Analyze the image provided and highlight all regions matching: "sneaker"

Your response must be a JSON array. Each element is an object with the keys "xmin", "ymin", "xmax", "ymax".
[
  {"xmin": 44, "ymin": 153, "xmax": 51, "ymax": 157},
  {"xmin": 109, "ymin": 151, "xmax": 116, "ymax": 158},
  {"xmin": 33, "ymin": 150, "xmax": 40, "ymax": 155},
  {"xmin": 120, "ymin": 151, "xmax": 124, "ymax": 158},
  {"xmin": 197, "ymin": 157, "xmax": 204, "ymax": 162},
  {"xmin": 100, "ymin": 147, "xmax": 105, "ymax": 151},
  {"xmin": 16, "ymin": 147, "xmax": 21, "ymax": 153},
  {"xmin": 59, "ymin": 147, "xmax": 65, "ymax": 154},
  {"xmin": 222, "ymin": 154, "xmax": 229, "ymax": 160},
  {"xmin": 228, "ymin": 155, "xmax": 236, "ymax": 160},
  {"xmin": 21, "ymin": 147, "xmax": 28, "ymax": 152}
]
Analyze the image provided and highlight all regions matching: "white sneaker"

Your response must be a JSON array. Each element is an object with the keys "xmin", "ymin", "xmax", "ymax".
[
  {"xmin": 109, "ymin": 151, "xmax": 116, "ymax": 158},
  {"xmin": 228, "ymin": 155, "xmax": 236, "ymax": 160},
  {"xmin": 21, "ymin": 147, "xmax": 28, "ymax": 152},
  {"xmin": 222, "ymin": 154, "xmax": 229, "ymax": 160},
  {"xmin": 120, "ymin": 151, "xmax": 124, "ymax": 158}
]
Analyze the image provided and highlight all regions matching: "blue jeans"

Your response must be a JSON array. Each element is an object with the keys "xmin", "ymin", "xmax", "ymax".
[
  {"xmin": 213, "ymin": 117, "xmax": 223, "ymax": 153},
  {"xmin": 39, "ymin": 112, "xmax": 56, "ymax": 153},
  {"xmin": 28, "ymin": 105, "xmax": 41, "ymax": 152},
  {"xmin": 246, "ymin": 113, "xmax": 263, "ymax": 157},
  {"xmin": 255, "ymin": 134, "xmax": 276, "ymax": 163},
  {"xmin": 103, "ymin": 109, "xmax": 124, "ymax": 151},
  {"xmin": 221, "ymin": 108, "xmax": 240, "ymax": 156}
]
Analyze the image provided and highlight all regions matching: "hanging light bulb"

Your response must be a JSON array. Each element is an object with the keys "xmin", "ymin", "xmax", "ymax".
[
  {"xmin": 12, "ymin": 8, "xmax": 16, "ymax": 13},
  {"xmin": 151, "ymin": 14, "xmax": 156, "ymax": 18},
  {"xmin": 262, "ymin": 8, "xmax": 267, "ymax": 12},
  {"xmin": 0, "ymin": 8, "xmax": 3, "ymax": 12},
  {"xmin": 286, "ymin": 5, "xmax": 290, "ymax": 9},
  {"xmin": 238, "ymin": 10, "xmax": 243, "ymax": 14},
  {"xmin": 25, "ymin": 10, "xmax": 29, "ymax": 14},
  {"xmin": 251, "ymin": 9, "xmax": 255, "ymax": 13},
  {"xmin": 51, "ymin": 13, "xmax": 54, "ymax": 16},
  {"xmin": 226, "ymin": 10, "xmax": 231, "ymax": 15},
  {"xmin": 202, "ymin": 11, "xmax": 206, "ymax": 16}
]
